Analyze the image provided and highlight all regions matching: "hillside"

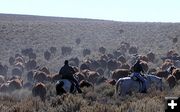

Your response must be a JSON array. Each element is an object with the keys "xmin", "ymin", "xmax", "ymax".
[{"xmin": 0, "ymin": 14, "xmax": 180, "ymax": 72}]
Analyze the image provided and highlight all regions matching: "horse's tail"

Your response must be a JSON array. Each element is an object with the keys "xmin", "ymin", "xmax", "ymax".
[
  {"xmin": 115, "ymin": 79, "xmax": 122, "ymax": 96},
  {"xmin": 56, "ymin": 81, "xmax": 65, "ymax": 95}
]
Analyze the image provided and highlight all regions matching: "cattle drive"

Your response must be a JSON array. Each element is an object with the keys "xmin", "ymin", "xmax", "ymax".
[
  {"xmin": 0, "ymin": 45, "xmax": 179, "ymax": 112},
  {"xmin": 1, "ymin": 48, "xmax": 179, "ymax": 101}
]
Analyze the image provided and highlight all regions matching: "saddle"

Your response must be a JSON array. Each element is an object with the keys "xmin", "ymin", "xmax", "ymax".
[{"xmin": 130, "ymin": 73, "xmax": 146, "ymax": 92}]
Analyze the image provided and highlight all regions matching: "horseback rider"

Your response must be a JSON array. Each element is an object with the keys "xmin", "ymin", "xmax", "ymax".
[
  {"xmin": 59, "ymin": 60, "xmax": 82, "ymax": 93},
  {"xmin": 131, "ymin": 59, "xmax": 147, "ymax": 93}
]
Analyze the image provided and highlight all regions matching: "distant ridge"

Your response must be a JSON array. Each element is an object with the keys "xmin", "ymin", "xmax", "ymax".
[
  {"xmin": 0, "ymin": 13, "xmax": 117, "ymax": 22},
  {"xmin": 1, "ymin": 13, "xmax": 178, "ymax": 23}
]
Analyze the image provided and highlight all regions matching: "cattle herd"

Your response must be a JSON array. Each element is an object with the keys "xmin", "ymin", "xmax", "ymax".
[{"xmin": 0, "ymin": 42, "xmax": 180, "ymax": 101}]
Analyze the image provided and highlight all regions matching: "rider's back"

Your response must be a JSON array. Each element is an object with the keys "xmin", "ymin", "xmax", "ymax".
[{"xmin": 60, "ymin": 64, "xmax": 75, "ymax": 79}]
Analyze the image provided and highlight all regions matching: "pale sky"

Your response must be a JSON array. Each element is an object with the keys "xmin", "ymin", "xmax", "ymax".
[{"xmin": 0, "ymin": 0, "xmax": 180, "ymax": 22}]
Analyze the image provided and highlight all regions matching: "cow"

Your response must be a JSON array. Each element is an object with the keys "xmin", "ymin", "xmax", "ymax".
[
  {"xmin": 147, "ymin": 52, "xmax": 155, "ymax": 62},
  {"xmin": 106, "ymin": 79, "xmax": 116, "ymax": 86},
  {"xmin": 166, "ymin": 75, "xmax": 176, "ymax": 89},
  {"xmin": 86, "ymin": 70, "xmax": 100, "ymax": 84},
  {"xmin": 8, "ymin": 78, "xmax": 23, "ymax": 91},
  {"xmin": 69, "ymin": 57, "xmax": 80, "ymax": 67},
  {"xmin": 99, "ymin": 47, "xmax": 106, "ymax": 54},
  {"xmin": 9, "ymin": 56, "xmax": 15, "ymax": 65},
  {"xmin": 44, "ymin": 50, "xmax": 51, "ymax": 61},
  {"xmin": 32, "ymin": 82, "xmax": 46, "ymax": 101},
  {"xmin": 79, "ymin": 80, "xmax": 93, "ymax": 88},
  {"xmin": 139, "ymin": 55, "xmax": 149, "ymax": 62},
  {"xmin": 172, "ymin": 68, "xmax": 180, "ymax": 80},
  {"xmin": 117, "ymin": 55, "xmax": 126, "ymax": 64},
  {"xmin": 111, "ymin": 69, "xmax": 130, "ymax": 80},
  {"xmin": 39, "ymin": 67, "xmax": 50, "ymax": 75},
  {"xmin": 161, "ymin": 61, "xmax": 173, "ymax": 71},
  {"xmin": 25, "ymin": 59, "xmax": 37, "ymax": 70},
  {"xmin": 107, "ymin": 59, "xmax": 119, "ymax": 71},
  {"xmin": 128, "ymin": 46, "xmax": 138, "ymax": 54},
  {"xmin": 140, "ymin": 60, "xmax": 149, "ymax": 72},
  {"xmin": 12, "ymin": 67, "xmax": 23, "ymax": 77},
  {"xmin": 33, "ymin": 71, "xmax": 48, "ymax": 83},
  {"xmin": 0, "ymin": 64, "xmax": 8, "ymax": 76},
  {"xmin": 121, "ymin": 63, "xmax": 130, "ymax": 70},
  {"xmin": 155, "ymin": 70, "xmax": 170, "ymax": 78}
]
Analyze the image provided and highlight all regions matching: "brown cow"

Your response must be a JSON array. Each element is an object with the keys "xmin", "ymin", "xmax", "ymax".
[
  {"xmin": 8, "ymin": 79, "xmax": 23, "ymax": 91},
  {"xmin": 32, "ymin": 82, "xmax": 46, "ymax": 101},
  {"xmin": 97, "ymin": 58, "xmax": 107, "ymax": 69},
  {"xmin": 85, "ymin": 70, "xmax": 100, "ymax": 84},
  {"xmin": 39, "ymin": 67, "xmax": 50, "ymax": 75},
  {"xmin": 25, "ymin": 59, "xmax": 37, "ymax": 71},
  {"xmin": 9, "ymin": 56, "xmax": 15, "ymax": 65},
  {"xmin": 167, "ymin": 50, "xmax": 178, "ymax": 57},
  {"xmin": 139, "ymin": 55, "xmax": 149, "ymax": 62},
  {"xmin": 161, "ymin": 61, "xmax": 173, "ymax": 71},
  {"xmin": 106, "ymin": 79, "xmax": 116, "ymax": 86},
  {"xmin": 79, "ymin": 80, "xmax": 93, "ymax": 88},
  {"xmin": 0, "ymin": 83, "xmax": 9, "ymax": 92},
  {"xmin": 129, "ymin": 46, "xmax": 138, "ymax": 54},
  {"xmin": 118, "ymin": 55, "xmax": 126, "ymax": 64},
  {"xmin": 33, "ymin": 71, "xmax": 48, "ymax": 83},
  {"xmin": 172, "ymin": 68, "xmax": 180, "ymax": 80},
  {"xmin": 111, "ymin": 69, "xmax": 130, "ymax": 80},
  {"xmin": 12, "ymin": 67, "xmax": 23, "ymax": 77},
  {"xmin": 107, "ymin": 59, "xmax": 119, "ymax": 71},
  {"xmin": 51, "ymin": 73, "xmax": 61, "ymax": 82},
  {"xmin": 50, "ymin": 46, "xmax": 57, "ymax": 54},
  {"xmin": 96, "ymin": 68, "xmax": 104, "ymax": 76},
  {"xmin": 121, "ymin": 63, "xmax": 130, "ymax": 70},
  {"xmin": 156, "ymin": 70, "xmax": 170, "ymax": 78},
  {"xmin": 140, "ymin": 60, "xmax": 149, "ymax": 72},
  {"xmin": 69, "ymin": 57, "xmax": 80, "ymax": 67},
  {"xmin": 80, "ymin": 63, "xmax": 90, "ymax": 71},
  {"xmin": 15, "ymin": 56, "xmax": 25, "ymax": 64},
  {"xmin": 147, "ymin": 52, "xmax": 155, "ymax": 62},
  {"xmin": 72, "ymin": 66, "xmax": 79, "ymax": 73},
  {"xmin": 0, "ymin": 64, "xmax": 8, "ymax": 76},
  {"xmin": 27, "ymin": 70, "xmax": 35, "ymax": 82},
  {"xmin": 75, "ymin": 72, "xmax": 85, "ymax": 82},
  {"xmin": 44, "ymin": 50, "xmax": 51, "ymax": 61},
  {"xmin": 166, "ymin": 75, "xmax": 176, "ymax": 89},
  {"xmin": 99, "ymin": 47, "xmax": 106, "ymax": 54}
]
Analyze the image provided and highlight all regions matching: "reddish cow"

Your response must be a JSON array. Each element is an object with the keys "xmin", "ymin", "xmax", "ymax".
[
  {"xmin": 156, "ymin": 70, "xmax": 170, "ymax": 78},
  {"xmin": 172, "ymin": 68, "xmax": 180, "ymax": 80},
  {"xmin": 33, "ymin": 72, "xmax": 47, "ymax": 83},
  {"xmin": 106, "ymin": 79, "xmax": 116, "ymax": 86},
  {"xmin": 166, "ymin": 75, "xmax": 176, "ymax": 89},
  {"xmin": 111, "ymin": 69, "xmax": 130, "ymax": 80},
  {"xmin": 79, "ymin": 80, "xmax": 93, "ymax": 88},
  {"xmin": 32, "ymin": 83, "xmax": 46, "ymax": 101},
  {"xmin": 8, "ymin": 79, "xmax": 23, "ymax": 91},
  {"xmin": 39, "ymin": 67, "xmax": 50, "ymax": 75}
]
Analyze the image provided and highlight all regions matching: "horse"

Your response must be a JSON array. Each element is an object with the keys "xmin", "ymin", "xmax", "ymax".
[
  {"xmin": 56, "ymin": 79, "xmax": 77, "ymax": 95},
  {"xmin": 115, "ymin": 74, "xmax": 163, "ymax": 96}
]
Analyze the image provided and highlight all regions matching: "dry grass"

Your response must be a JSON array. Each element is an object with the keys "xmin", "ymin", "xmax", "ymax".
[{"xmin": 0, "ymin": 83, "xmax": 179, "ymax": 112}]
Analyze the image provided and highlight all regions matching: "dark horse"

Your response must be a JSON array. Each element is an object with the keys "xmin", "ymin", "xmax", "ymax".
[{"xmin": 56, "ymin": 79, "xmax": 77, "ymax": 95}]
